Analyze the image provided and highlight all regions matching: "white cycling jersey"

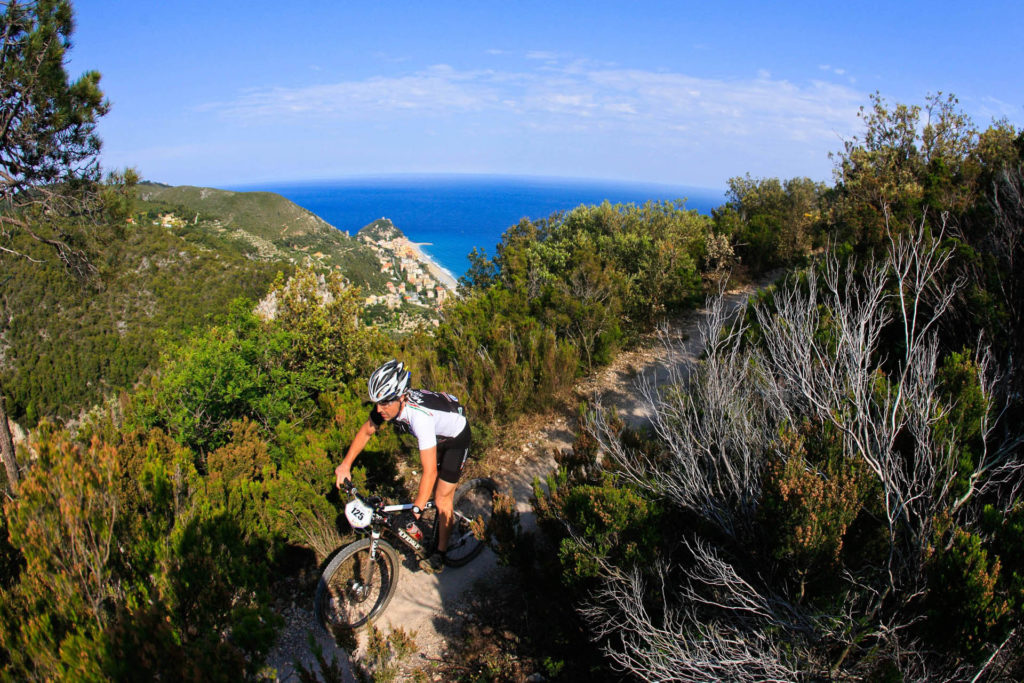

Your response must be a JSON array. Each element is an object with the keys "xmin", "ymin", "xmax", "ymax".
[{"xmin": 371, "ymin": 389, "xmax": 468, "ymax": 451}]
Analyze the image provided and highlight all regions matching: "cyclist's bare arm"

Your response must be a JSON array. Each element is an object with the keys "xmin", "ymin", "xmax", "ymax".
[
  {"xmin": 414, "ymin": 446, "xmax": 438, "ymax": 513},
  {"xmin": 335, "ymin": 419, "xmax": 378, "ymax": 488}
]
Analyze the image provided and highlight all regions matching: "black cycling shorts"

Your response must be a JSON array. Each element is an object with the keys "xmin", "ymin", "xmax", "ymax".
[{"xmin": 436, "ymin": 423, "xmax": 471, "ymax": 484}]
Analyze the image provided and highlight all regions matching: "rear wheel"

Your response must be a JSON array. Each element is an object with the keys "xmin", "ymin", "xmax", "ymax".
[
  {"xmin": 444, "ymin": 477, "xmax": 498, "ymax": 567},
  {"xmin": 315, "ymin": 538, "xmax": 400, "ymax": 632}
]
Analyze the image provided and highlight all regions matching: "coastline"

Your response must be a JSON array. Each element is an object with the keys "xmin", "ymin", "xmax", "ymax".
[{"xmin": 400, "ymin": 239, "xmax": 459, "ymax": 292}]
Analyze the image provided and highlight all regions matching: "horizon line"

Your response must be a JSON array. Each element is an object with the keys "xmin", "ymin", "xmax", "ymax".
[{"xmin": 213, "ymin": 171, "xmax": 730, "ymax": 196}]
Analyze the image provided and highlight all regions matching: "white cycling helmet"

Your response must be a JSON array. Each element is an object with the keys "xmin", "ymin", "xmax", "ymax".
[{"xmin": 368, "ymin": 360, "xmax": 410, "ymax": 403}]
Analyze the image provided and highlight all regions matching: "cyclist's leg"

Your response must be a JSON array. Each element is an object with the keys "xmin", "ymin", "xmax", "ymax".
[
  {"xmin": 434, "ymin": 478, "xmax": 458, "ymax": 552},
  {"xmin": 434, "ymin": 435, "xmax": 470, "ymax": 553},
  {"xmin": 427, "ymin": 422, "xmax": 471, "ymax": 555}
]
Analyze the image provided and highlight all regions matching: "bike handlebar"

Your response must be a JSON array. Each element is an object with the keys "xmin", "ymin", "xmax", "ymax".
[
  {"xmin": 340, "ymin": 479, "xmax": 433, "ymax": 516},
  {"xmin": 341, "ymin": 479, "xmax": 381, "ymax": 507}
]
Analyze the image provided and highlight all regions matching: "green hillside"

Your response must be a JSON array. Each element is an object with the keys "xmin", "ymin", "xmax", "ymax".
[
  {"xmin": 1, "ymin": 179, "xmax": 461, "ymax": 426},
  {"xmin": 0, "ymin": 182, "xmax": 450, "ymax": 427},
  {"xmin": 0, "ymin": 213, "xmax": 288, "ymax": 425},
  {"xmin": 137, "ymin": 183, "xmax": 332, "ymax": 238},
  {"xmin": 136, "ymin": 183, "xmax": 388, "ymax": 290},
  {"xmin": 357, "ymin": 217, "xmax": 404, "ymax": 242}
]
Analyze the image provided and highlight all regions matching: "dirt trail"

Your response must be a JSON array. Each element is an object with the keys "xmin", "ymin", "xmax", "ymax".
[{"xmin": 265, "ymin": 277, "xmax": 774, "ymax": 681}]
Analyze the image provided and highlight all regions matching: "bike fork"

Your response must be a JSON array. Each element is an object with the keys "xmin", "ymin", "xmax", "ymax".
[{"xmin": 368, "ymin": 529, "xmax": 383, "ymax": 557}]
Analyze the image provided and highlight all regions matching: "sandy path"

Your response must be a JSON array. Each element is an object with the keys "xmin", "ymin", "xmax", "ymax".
[{"xmin": 265, "ymin": 276, "xmax": 774, "ymax": 680}]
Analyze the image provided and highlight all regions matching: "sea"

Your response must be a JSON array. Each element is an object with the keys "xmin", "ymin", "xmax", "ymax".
[{"xmin": 232, "ymin": 175, "xmax": 727, "ymax": 279}]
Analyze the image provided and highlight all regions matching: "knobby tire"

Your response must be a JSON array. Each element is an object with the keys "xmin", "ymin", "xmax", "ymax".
[
  {"xmin": 315, "ymin": 538, "xmax": 400, "ymax": 632},
  {"xmin": 444, "ymin": 477, "xmax": 497, "ymax": 567}
]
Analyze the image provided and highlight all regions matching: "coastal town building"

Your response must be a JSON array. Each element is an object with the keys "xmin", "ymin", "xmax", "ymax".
[
  {"xmin": 362, "ymin": 228, "xmax": 458, "ymax": 316},
  {"xmin": 354, "ymin": 220, "xmax": 459, "ymax": 331}
]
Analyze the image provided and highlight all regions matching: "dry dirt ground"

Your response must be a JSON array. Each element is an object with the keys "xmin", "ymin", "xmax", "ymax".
[{"xmin": 263, "ymin": 277, "xmax": 775, "ymax": 681}]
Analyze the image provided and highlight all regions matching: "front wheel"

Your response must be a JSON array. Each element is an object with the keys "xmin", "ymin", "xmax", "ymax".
[
  {"xmin": 444, "ymin": 477, "xmax": 498, "ymax": 567},
  {"xmin": 315, "ymin": 538, "xmax": 400, "ymax": 632}
]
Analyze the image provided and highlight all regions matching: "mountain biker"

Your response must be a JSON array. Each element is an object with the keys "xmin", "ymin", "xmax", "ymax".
[{"xmin": 334, "ymin": 359, "xmax": 470, "ymax": 574}]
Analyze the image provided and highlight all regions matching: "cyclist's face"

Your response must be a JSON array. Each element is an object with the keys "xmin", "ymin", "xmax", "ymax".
[{"xmin": 377, "ymin": 397, "xmax": 402, "ymax": 421}]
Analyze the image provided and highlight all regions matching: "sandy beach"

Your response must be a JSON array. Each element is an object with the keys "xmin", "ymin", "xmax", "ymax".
[{"xmin": 400, "ymin": 239, "xmax": 459, "ymax": 292}]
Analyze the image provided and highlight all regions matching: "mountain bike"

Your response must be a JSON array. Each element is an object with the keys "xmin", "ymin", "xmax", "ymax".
[{"xmin": 315, "ymin": 476, "xmax": 499, "ymax": 632}]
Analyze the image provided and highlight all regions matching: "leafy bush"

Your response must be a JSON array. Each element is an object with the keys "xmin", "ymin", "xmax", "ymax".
[
  {"xmin": 555, "ymin": 481, "xmax": 661, "ymax": 583},
  {"xmin": 0, "ymin": 432, "xmax": 121, "ymax": 678},
  {"xmin": 758, "ymin": 422, "xmax": 872, "ymax": 600},
  {"xmin": 924, "ymin": 527, "xmax": 1013, "ymax": 660},
  {"xmin": 715, "ymin": 174, "xmax": 827, "ymax": 273},
  {"xmin": 0, "ymin": 426, "xmax": 278, "ymax": 679},
  {"xmin": 407, "ymin": 200, "xmax": 718, "ymax": 427},
  {"xmin": 128, "ymin": 269, "xmax": 382, "ymax": 454}
]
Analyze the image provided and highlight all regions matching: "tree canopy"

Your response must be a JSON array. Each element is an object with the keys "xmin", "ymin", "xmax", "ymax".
[{"xmin": 0, "ymin": 0, "xmax": 109, "ymax": 273}]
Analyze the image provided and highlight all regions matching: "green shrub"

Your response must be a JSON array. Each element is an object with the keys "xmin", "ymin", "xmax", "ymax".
[
  {"xmin": 757, "ymin": 422, "xmax": 873, "ymax": 601},
  {"xmin": 556, "ymin": 481, "xmax": 661, "ymax": 583},
  {"xmin": 924, "ymin": 527, "xmax": 1012, "ymax": 660},
  {"xmin": 127, "ymin": 269, "xmax": 382, "ymax": 454},
  {"xmin": 0, "ymin": 423, "xmax": 281, "ymax": 679}
]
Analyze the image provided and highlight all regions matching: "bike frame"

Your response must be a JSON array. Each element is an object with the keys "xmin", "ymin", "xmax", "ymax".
[
  {"xmin": 363, "ymin": 499, "xmax": 438, "ymax": 560},
  {"xmin": 343, "ymin": 478, "xmax": 486, "ymax": 568}
]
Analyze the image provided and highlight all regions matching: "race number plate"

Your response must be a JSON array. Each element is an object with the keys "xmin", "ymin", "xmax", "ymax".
[{"xmin": 344, "ymin": 499, "xmax": 373, "ymax": 529}]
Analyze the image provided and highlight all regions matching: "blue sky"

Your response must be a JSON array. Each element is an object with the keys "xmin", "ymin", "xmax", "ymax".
[{"xmin": 69, "ymin": 0, "xmax": 1023, "ymax": 191}]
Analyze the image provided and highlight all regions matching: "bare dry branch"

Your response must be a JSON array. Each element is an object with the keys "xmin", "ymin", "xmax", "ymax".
[
  {"xmin": 582, "ymin": 222, "xmax": 1020, "ymax": 678},
  {"xmin": 580, "ymin": 554, "xmax": 803, "ymax": 683}
]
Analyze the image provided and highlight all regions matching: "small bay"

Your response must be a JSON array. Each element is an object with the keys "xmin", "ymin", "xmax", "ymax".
[{"xmin": 233, "ymin": 175, "xmax": 726, "ymax": 278}]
